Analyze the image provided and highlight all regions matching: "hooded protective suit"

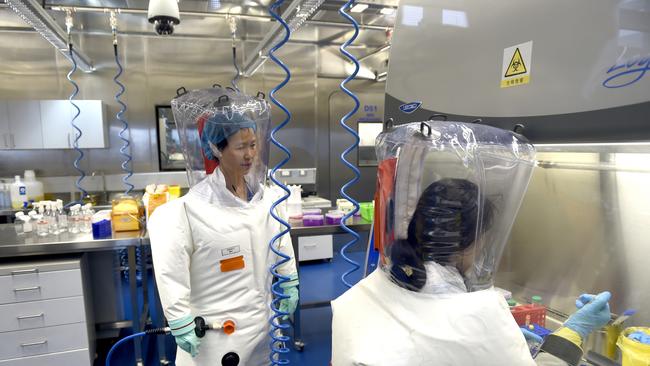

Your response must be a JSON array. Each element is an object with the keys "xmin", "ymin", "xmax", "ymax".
[
  {"xmin": 149, "ymin": 87, "xmax": 297, "ymax": 366},
  {"xmin": 331, "ymin": 121, "xmax": 575, "ymax": 366},
  {"xmin": 149, "ymin": 169, "xmax": 296, "ymax": 366}
]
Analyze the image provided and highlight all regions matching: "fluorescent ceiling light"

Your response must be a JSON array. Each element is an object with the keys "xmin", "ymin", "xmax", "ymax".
[
  {"xmin": 442, "ymin": 9, "xmax": 468, "ymax": 28},
  {"xmin": 380, "ymin": 7, "xmax": 395, "ymax": 15},
  {"xmin": 401, "ymin": 5, "xmax": 423, "ymax": 26},
  {"xmin": 6, "ymin": 0, "xmax": 95, "ymax": 72},
  {"xmin": 350, "ymin": 4, "xmax": 369, "ymax": 13}
]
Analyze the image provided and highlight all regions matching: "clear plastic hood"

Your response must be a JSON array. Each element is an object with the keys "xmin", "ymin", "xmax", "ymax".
[{"xmin": 375, "ymin": 121, "xmax": 536, "ymax": 292}]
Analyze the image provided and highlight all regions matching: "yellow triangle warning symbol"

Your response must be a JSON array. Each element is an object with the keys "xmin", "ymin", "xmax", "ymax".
[{"xmin": 504, "ymin": 48, "xmax": 527, "ymax": 77}]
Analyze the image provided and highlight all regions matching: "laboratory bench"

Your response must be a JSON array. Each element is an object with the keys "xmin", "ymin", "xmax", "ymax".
[
  {"xmin": 0, "ymin": 224, "xmax": 152, "ymax": 366},
  {"xmin": 0, "ymin": 216, "xmax": 374, "ymax": 363}
]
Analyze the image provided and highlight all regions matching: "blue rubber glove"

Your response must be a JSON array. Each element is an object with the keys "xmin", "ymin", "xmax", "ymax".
[
  {"xmin": 564, "ymin": 291, "xmax": 612, "ymax": 340},
  {"xmin": 629, "ymin": 331, "xmax": 650, "ymax": 345},
  {"xmin": 521, "ymin": 327, "xmax": 544, "ymax": 343},
  {"xmin": 279, "ymin": 274, "xmax": 299, "ymax": 320},
  {"xmin": 168, "ymin": 315, "xmax": 201, "ymax": 357}
]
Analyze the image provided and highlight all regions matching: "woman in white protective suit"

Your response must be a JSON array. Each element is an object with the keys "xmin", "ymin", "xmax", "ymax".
[
  {"xmin": 331, "ymin": 121, "xmax": 612, "ymax": 366},
  {"xmin": 148, "ymin": 88, "xmax": 299, "ymax": 366}
]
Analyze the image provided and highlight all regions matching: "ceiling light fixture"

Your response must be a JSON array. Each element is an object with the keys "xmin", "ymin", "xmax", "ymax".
[
  {"xmin": 380, "ymin": 7, "xmax": 395, "ymax": 15},
  {"xmin": 350, "ymin": 4, "xmax": 369, "ymax": 13}
]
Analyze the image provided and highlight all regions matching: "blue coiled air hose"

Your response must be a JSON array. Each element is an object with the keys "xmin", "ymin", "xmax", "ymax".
[
  {"xmin": 105, "ymin": 332, "xmax": 145, "ymax": 366},
  {"xmin": 105, "ymin": 326, "xmax": 169, "ymax": 366},
  {"xmin": 113, "ymin": 33, "xmax": 140, "ymax": 284},
  {"xmin": 232, "ymin": 46, "xmax": 241, "ymax": 92},
  {"xmin": 338, "ymin": 0, "xmax": 362, "ymax": 289},
  {"xmin": 113, "ymin": 43, "xmax": 134, "ymax": 194},
  {"xmin": 267, "ymin": 0, "xmax": 293, "ymax": 364},
  {"xmin": 67, "ymin": 43, "xmax": 88, "ymax": 203}
]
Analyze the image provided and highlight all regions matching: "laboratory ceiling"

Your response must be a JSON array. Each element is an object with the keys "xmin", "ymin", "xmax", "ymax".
[{"xmin": 0, "ymin": 0, "xmax": 397, "ymax": 76}]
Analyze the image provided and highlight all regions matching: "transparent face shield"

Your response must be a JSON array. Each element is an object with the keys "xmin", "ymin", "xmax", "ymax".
[
  {"xmin": 375, "ymin": 122, "xmax": 536, "ymax": 293},
  {"xmin": 171, "ymin": 86, "xmax": 271, "ymax": 189}
]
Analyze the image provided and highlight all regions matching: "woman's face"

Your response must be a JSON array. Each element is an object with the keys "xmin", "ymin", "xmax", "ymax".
[{"xmin": 219, "ymin": 128, "xmax": 257, "ymax": 177}]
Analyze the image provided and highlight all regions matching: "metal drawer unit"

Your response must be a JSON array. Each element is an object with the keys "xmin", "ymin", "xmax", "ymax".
[
  {"xmin": 0, "ymin": 259, "xmax": 93, "ymax": 365},
  {"xmin": 298, "ymin": 235, "xmax": 334, "ymax": 262},
  {"xmin": 0, "ymin": 297, "xmax": 86, "ymax": 332},
  {"xmin": 0, "ymin": 349, "xmax": 89, "ymax": 366}
]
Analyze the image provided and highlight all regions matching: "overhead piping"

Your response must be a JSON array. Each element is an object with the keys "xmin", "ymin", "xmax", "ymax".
[
  {"xmin": 47, "ymin": 4, "xmax": 392, "ymax": 31},
  {"xmin": 241, "ymin": 0, "xmax": 326, "ymax": 77},
  {"xmin": 357, "ymin": 43, "xmax": 390, "ymax": 62},
  {"xmin": 7, "ymin": 0, "xmax": 94, "ymax": 72}
]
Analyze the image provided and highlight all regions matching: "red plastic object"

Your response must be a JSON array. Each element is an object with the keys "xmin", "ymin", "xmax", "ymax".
[{"xmin": 511, "ymin": 304, "xmax": 546, "ymax": 327}]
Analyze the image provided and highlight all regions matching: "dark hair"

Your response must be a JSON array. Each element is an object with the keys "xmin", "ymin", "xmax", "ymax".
[
  {"xmin": 388, "ymin": 240, "xmax": 427, "ymax": 291},
  {"xmin": 214, "ymin": 139, "xmax": 228, "ymax": 162},
  {"xmin": 389, "ymin": 178, "xmax": 494, "ymax": 291}
]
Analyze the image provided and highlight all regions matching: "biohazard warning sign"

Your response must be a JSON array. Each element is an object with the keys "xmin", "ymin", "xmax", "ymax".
[
  {"xmin": 501, "ymin": 41, "xmax": 532, "ymax": 88},
  {"xmin": 505, "ymin": 48, "xmax": 527, "ymax": 77}
]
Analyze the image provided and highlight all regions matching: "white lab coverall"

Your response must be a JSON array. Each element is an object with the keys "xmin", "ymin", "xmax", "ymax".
[
  {"xmin": 149, "ymin": 168, "xmax": 297, "ymax": 366},
  {"xmin": 331, "ymin": 269, "xmax": 571, "ymax": 366}
]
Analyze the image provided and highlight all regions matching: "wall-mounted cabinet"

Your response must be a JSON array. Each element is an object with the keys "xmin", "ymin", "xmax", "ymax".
[
  {"xmin": 0, "ymin": 102, "xmax": 9, "ymax": 149},
  {"xmin": 0, "ymin": 100, "xmax": 107, "ymax": 150},
  {"xmin": 0, "ymin": 101, "xmax": 44, "ymax": 149}
]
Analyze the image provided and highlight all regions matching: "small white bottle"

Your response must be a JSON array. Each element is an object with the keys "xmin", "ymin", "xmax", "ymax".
[
  {"xmin": 81, "ymin": 203, "xmax": 93, "ymax": 233},
  {"xmin": 46, "ymin": 202, "xmax": 59, "ymax": 235},
  {"xmin": 69, "ymin": 205, "xmax": 80, "ymax": 234},
  {"xmin": 14, "ymin": 212, "xmax": 24, "ymax": 235},
  {"xmin": 20, "ymin": 215, "xmax": 33, "ymax": 234},
  {"xmin": 10, "ymin": 175, "xmax": 27, "ymax": 209},
  {"xmin": 35, "ymin": 205, "xmax": 49, "ymax": 237},
  {"xmin": 56, "ymin": 200, "xmax": 68, "ymax": 233}
]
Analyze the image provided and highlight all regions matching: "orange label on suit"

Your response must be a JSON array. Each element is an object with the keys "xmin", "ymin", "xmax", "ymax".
[{"xmin": 220, "ymin": 255, "xmax": 245, "ymax": 272}]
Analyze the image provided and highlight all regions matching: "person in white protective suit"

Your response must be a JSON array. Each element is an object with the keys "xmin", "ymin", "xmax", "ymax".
[
  {"xmin": 148, "ymin": 88, "xmax": 299, "ymax": 366},
  {"xmin": 331, "ymin": 121, "xmax": 612, "ymax": 366}
]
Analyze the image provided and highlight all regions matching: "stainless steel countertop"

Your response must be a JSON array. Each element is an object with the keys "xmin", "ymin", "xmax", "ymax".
[
  {"xmin": 0, "ymin": 224, "xmax": 145, "ymax": 258},
  {"xmin": 0, "ymin": 215, "xmax": 372, "ymax": 257}
]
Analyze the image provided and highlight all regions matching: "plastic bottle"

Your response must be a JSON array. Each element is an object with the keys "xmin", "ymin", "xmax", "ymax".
[
  {"xmin": 0, "ymin": 182, "xmax": 10, "ymax": 208},
  {"xmin": 10, "ymin": 175, "xmax": 27, "ymax": 209},
  {"xmin": 23, "ymin": 170, "xmax": 44, "ymax": 203},
  {"xmin": 45, "ymin": 201, "xmax": 59, "ymax": 235},
  {"xmin": 56, "ymin": 200, "xmax": 68, "ymax": 233},
  {"xmin": 69, "ymin": 205, "xmax": 80, "ymax": 234},
  {"xmin": 14, "ymin": 212, "xmax": 24, "ymax": 235},
  {"xmin": 81, "ymin": 203, "xmax": 94, "ymax": 233},
  {"xmin": 20, "ymin": 214, "xmax": 33, "ymax": 233},
  {"xmin": 35, "ymin": 205, "xmax": 49, "ymax": 237}
]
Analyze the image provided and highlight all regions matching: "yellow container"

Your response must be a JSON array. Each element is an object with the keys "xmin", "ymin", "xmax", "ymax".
[
  {"xmin": 168, "ymin": 185, "xmax": 181, "ymax": 199},
  {"xmin": 618, "ymin": 327, "xmax": 650, "ymax": 366},
  {"xmin": 111, "ymin": 196, "xmax": 141, "ymax": 232}
]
